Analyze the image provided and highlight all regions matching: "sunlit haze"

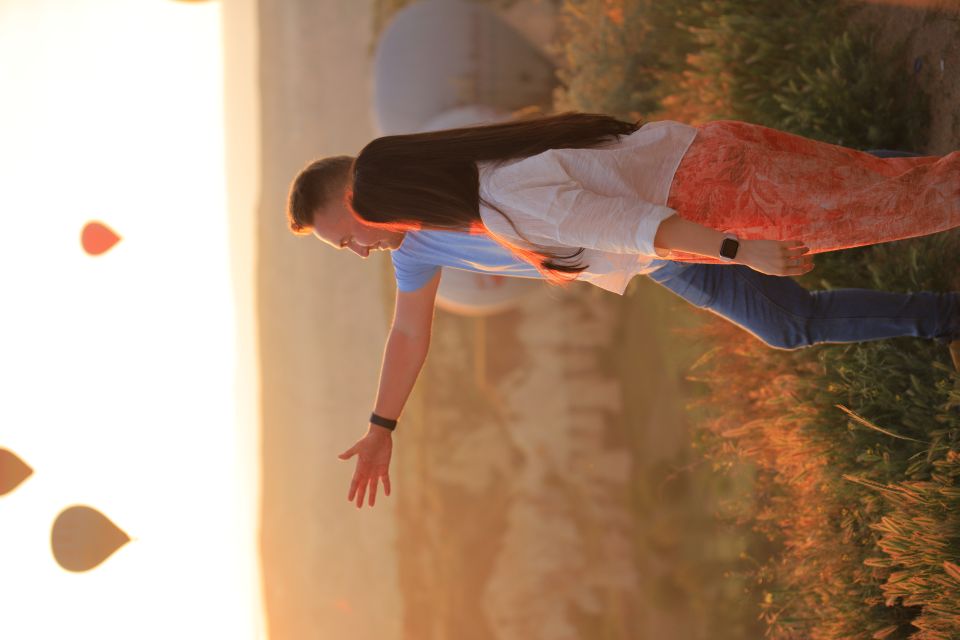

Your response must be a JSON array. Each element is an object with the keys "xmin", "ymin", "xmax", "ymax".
[{"xmin": 0, "ymin": 1, "xmax": 263, "ymax": 638}]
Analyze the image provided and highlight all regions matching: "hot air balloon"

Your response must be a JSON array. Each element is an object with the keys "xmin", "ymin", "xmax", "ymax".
[
  {"xmin": 373, "ymin": 0, "xmax": 554, "ymax": 316},
  {"xmin": 81, "ymin": 221, "xmax": 122, "ymax": 256},
  {"xmin": 0, "ymin": 449, "xmax": 33, "ymax": 496},
  {"xmin": 51, "ymin": 505, "xmax": 131, "ymax": 572},
  {"xmin": 373, "ymin": 0, "xmax": 556, "ymax": 134}
]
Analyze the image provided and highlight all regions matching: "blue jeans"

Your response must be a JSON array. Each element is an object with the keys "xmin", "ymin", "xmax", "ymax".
[
  {"xmin": 645, "ymin": 261, "xmax": 960, "ymax": 350},
  {"xmin": 643, "ymin": 148, "xmax": 958, "ymax": 350}
]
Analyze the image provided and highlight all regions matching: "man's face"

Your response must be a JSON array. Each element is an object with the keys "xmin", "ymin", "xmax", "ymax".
[{"xmin": 310, "ymin": 187, "xmax": 405, "ymax": 259}]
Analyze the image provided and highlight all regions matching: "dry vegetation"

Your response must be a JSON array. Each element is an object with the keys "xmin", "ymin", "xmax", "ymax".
[{"xmin": 553, "ymin": 1, "xmax": 960, "ymax": 636}]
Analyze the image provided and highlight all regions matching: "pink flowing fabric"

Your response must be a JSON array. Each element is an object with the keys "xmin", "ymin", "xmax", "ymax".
[{"xmin": 663, "ymin": 120, "xmax": 960, "ymax": 264}]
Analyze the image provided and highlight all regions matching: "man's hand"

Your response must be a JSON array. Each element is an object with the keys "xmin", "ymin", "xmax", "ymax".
[
  {"xmin": 738, "ymin": 239, "xmax": 814, "ymax": 277},
  {"xmin": 338, "ymin": 425, "xmax": 393, "ymax": 509}
]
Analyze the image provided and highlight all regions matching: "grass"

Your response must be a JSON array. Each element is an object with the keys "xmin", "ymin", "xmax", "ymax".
[{"xmin": 554, "ymin": 0, "xmax": 960, "ymax": 637}]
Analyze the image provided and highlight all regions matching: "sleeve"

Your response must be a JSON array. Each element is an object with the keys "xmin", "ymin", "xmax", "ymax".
[
  {"xmin": 390, "ymin": 249, "xmax": 441, "ymax": 293},
  {"xmin": 549, "ymin": 183, "xmax": 677, "ymax": 256},
  {"xmin": 482, "ymin": 155, "xmax": 677, "ymax": 257}
]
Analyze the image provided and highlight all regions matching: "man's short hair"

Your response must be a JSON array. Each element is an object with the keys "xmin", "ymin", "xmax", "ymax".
[{"xmin": 286, "ymin": 155, "xmax": 354, "ymax": 234}]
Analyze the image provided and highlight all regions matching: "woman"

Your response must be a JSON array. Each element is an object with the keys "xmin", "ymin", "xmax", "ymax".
[{"xmin": 286, "ymin": 112, "xmax": 960, "ymax": 509}]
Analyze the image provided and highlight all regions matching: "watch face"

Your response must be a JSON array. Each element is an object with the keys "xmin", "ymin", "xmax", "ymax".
[{"xmin": 720, "ymin": 238, "xmax": 739, "ymax": 259}]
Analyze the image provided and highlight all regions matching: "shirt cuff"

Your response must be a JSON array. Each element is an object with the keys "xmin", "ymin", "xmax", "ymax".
[{"xmin": 635, "ymin": 206, "xmax": 677, "ymax": 256}]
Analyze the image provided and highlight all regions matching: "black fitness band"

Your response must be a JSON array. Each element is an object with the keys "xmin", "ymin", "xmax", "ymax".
[{"xmin": 370, "ymin": 412, "xmax": 398, "ymax": 431}]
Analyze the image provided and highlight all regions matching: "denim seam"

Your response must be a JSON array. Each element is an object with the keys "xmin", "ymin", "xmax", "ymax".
[
  {"xmin": 730, "ymin": 268, "xmax": 924, "ymax": 322},
  {"xmin": 730, "ymin": 269, "xmax": 959, "ymax": 342}
]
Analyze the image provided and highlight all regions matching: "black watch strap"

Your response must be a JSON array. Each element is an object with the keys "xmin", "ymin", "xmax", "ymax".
[{"xmin": 370, "ymin": 412, "xmax": 397, "ymax": 431}]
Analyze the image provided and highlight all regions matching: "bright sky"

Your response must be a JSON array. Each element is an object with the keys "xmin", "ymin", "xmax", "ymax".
[{"xmin": 0, "ymin": 1, "xmax": 263, "ymax": 638}]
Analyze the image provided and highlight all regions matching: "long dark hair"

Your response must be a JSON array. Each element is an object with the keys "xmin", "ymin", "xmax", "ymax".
[{"xmin": 350, "ymin": 112, "xmax": 640, "ymax": 285}]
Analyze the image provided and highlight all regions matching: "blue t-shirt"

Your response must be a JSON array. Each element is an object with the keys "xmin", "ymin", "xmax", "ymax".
[{"xmin": 391, "ymin": 229, "xmax": 544, "ymax": 292}]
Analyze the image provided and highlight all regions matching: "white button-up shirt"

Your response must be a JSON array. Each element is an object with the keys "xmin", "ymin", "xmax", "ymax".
[{"xmin": 478, "ymin": 120, "xmax": 698, "ymax": 294}]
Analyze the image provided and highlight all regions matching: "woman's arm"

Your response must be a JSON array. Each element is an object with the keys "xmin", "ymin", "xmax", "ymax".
[
  {"xmin": 653, "ymin": 214, "xmax": 727, "ymax": 258},
  {"xmin": 492, "ymin": 179, "xmax": 811, "ymax": 275},
  {"xmin": 653, "ymin": 214, "xmax": 814, "ymax": 276}
]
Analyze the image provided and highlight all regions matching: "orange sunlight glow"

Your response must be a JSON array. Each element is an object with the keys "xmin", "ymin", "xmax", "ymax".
[{"xmin": 0, "ymin": 1, "xmax": 264, "ymax": 638}]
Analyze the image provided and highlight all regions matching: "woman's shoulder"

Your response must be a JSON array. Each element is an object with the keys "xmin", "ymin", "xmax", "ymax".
[
  {"xmin": 477, "ymin": 119, "xmax": 697, "ymax": 191},
  {"xmin": 476, "ymin": 155, "xmax": 530, "ymax": 177},
  {"xmin": 620, "ymin": 119, "xmax": 698, "ymax": 143},
  {"xmin": 477, "ymin": 152, "xmax": 567, "ymax": 193}
]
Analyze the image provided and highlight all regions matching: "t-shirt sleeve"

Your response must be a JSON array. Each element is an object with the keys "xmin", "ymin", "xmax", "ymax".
[
  {"xmin": 391, "ymin": 249, "xmax": 441, "ymax": 292},
  {"xmin": 549, "ymin": 184, "xmax": 676, "ymax": 256},
  {"xmin": 482, "ymin": 155, "xmax": 677, "ymax": 257}
]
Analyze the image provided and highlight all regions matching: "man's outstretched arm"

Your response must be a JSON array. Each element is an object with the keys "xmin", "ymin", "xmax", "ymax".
[{"xmin": 337, "ymin": 269, "xmax": 442, "ymax": 509}]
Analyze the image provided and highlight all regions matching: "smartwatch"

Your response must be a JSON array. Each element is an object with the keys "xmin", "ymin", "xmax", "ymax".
[{"xmin": 718, "ymin": 234, "xmax": 740, "ymax": 262}]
